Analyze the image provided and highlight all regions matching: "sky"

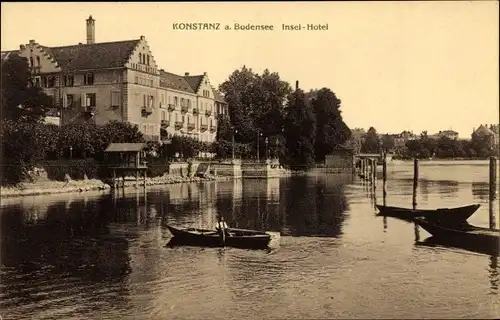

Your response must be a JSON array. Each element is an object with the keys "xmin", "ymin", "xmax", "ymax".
[{"xmin": 1, "ymin": 1, "xmax": 498, "ymax": 138}]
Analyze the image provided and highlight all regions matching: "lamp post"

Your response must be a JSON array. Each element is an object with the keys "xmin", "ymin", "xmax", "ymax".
[
  {"xmin": 257, "ymin": 131, "xmax": 263, "ymax": 162},
  {"xmin": 265, "ymin": 137, "xmax": 269, "ymax": 160},
  {"xmin": 232, "ymin": 128, "xmax": 238, "ymax": 160},
  {"xmin": 69, "ymin": 146, "xmax": 73, "ymax": 159}
]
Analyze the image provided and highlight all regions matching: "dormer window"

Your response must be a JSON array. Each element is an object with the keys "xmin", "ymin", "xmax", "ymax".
[
  {"xmin": 29, "ymin": 57, "xmax": 34, "ymax": 67},
  {"xmin": 36, "ymin": 56, "xmax": 41, "ymax": 66},
  {"xmin": 147, "ymin": 55, "xmax": 150, "ymax": 66},
  {"xmin": 84, "ymin": 73, "xmax": 94, "ymax": 86}
]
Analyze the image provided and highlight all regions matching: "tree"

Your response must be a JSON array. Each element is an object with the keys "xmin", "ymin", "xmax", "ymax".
[
  {"xmin": 1, "ymin": 53, "xmax": 53, "ymax": 122},
  {"xmin": 381, "ymin": 134, "xmax": 395, "ymax": 152},
  {"xmin": 0, "ymin": 120, "xmax": 47, "ymax": 185},
  {"xmin": 283, "ymin": 89, "xmax": 316, "ymax": 169},
  {"xmin": 219, "ymin": 66, "xmax": 291, "ymax": 146},
  {"xmin": 308, "ymin": 88, "xmax": 351, "ymax": 162},
  {"xmin": 361, "ymin": 127, "xmax": 380, "ymax": 153}
]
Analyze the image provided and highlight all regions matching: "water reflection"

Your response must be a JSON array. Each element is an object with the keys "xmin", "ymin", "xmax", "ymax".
[
  {"xmin": 0, "ymin": 197, "xmax": 131, "ymax": 317},
  {"xmin": 472, "ymin": 182, "xmax": 490, "ymax": 201}
]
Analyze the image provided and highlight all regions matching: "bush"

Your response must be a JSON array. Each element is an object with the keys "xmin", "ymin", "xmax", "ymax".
[
  {"xmin": 42, "ymin": 159, "xmax": 99, "ymax": 181},
  {"xmin": 146, "ymin": 157, "xmax": 170, "ymax": 177}
]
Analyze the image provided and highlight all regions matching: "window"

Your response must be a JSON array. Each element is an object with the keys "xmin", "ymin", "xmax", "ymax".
[
  {"xmin": 64, "ymin": 74, "xmax": 74, "ymax": 87},
  {"xmin": 174, "ymin": 97, "xmax": 178, "ymax": 106},
  {"xmin": 29, "ymin": 57, "xmax": 34, "ymax": 67},
  {"xmin": 135, "ymin": 76, "xmax": 139, "ymax": 84},
  {"xmin": 161, "ymin": 111, "xmax": 166, "ymax": 120},
  {"xmin": 111, "ymin": 91, "xmax": 120, "ymax": 107},
  {"xmin": 84, "ymin": 73, "xmax": 94, "ymax": 85},
  {"xmin": 33, "ymin": 76, "xmax": 41, "ymax": 88},
  {"xmin": 149, "ymin": 95, "xmax": 154, "ymax": 108},
  {"xmin": 66, "ymin": 94, "xmax": 74, "ymax": 108},
  {"xmin": 181, "ymin": 98, "xmax": 185, "ymax": 107},
  {"xmin": 86, "ymin": 93, "xmax": 96, "ymax": 107},
  {"xmin": 147, "ymin": 54, "xmax": 150, "ymax": 66},
  {"xmin": 143, "ymin": 94, "xmax": 147, "ymax": 107},
  {"xmin": 47, "ymin": 76, "xmax": 55, "ymax": 88},
  {"xmin": 42, "ymin": 77, "xmax": 48, "ymax": 88},
  {"xmin": 36, "ymin": 56, "xmax": 40, "ymax": 66},
  {"xmin": 187, "ymin": 99, "xmax": 191, "ymax": 108},
  {"xmin": 138, "ymin": 53, "xmax": 142, "ymax": 64},
  {"xmin": 182, "ymin": 115, "xmax": 185, "ymax": 123},
  {"xmin": 150, "ymin": 79, "xmax": 153, "ymax": 87}
]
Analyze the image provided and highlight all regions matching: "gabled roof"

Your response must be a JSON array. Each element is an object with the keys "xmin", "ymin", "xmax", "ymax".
[
  {"xmin": 475, "ymin": 124, "xmax": 495, "ymax": 136},
  {"xmin": 105, "ymin": 143, "xmax": 146, "ymax": 152},
  {"xmin": 159, "ymin": 70, "xmax": 195, "ymax": 93},
  {"xmin": 213, "ymin": 89, "xmax": 226, "ymax": 103},
  {"xmin": 44, "ymin": 39, "xmax": 140, "ymax": 71},
  {"xmin": 1, "ymin": 50, "xmax": 16, "ymax": 61},
  {"xmin": 184, "ymin": 75, "xmax": 204, "ymax": 92}
]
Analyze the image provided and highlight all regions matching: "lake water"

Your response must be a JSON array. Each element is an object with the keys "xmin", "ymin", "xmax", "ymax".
[{"xmin": 1, "ymin": 160, "xmax": 499, "ymax": 319}]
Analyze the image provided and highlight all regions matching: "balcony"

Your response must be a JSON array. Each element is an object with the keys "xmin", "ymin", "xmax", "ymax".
[
  {"xmin": 141, "ymin": 106, "xmax": 153, "ymax": 116},
  {"xmin": 210, "ymin": 125, "xmax": 216, "ymax": 133},
  {"xmin": 205, "ymin": 110, "xmax": 212, "ymax": 117},
  {"xmin": 29, "ymin": 66, "xmax": 41, "ymax": 74},
  {"xmin": 174, "ymin": 121, "xmax": 184, "ymax": 130},
  {"xmin": 200, "ymin": 124, "xmax": 208, "ymax": 132},
  {"xmin": 192, "ymin": 108, "xmax": 199, "ymax": 115},
  {"xmin": 161, "ymin": 120, "xmax": 170, "ymax": 128},
  {"xmin": 181, "ymin": 105, "xmax": 188, "ymax": 113},
  {"xmin": 85, "ymin": 106, "xmax": 96, "ymax": 116},
  {"xmin": 187, "ymin": 122, "xmax": 195, "ymax": 131},
  {"xmin": 168, "ymin": 104, "xmax": 175, "ymax": 111}
]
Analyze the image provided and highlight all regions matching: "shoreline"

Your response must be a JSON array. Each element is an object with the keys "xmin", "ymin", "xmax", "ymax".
[{"xmin": 0, "ymin": 175, "xmax": 229, "ymax": 199}]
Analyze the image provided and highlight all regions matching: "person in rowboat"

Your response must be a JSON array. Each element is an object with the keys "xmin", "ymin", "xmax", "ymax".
[{"xmin": 215, "ymin": 216, "xmax": 229, "ymax": 234}]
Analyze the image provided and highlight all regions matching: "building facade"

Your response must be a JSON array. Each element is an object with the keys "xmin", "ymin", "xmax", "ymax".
[{"xmin": 1, "ymin": 15, "xmax": 227, "ymax": 143}]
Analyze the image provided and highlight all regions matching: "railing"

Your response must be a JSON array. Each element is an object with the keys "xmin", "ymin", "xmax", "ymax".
[
  {"xmin": 85, "ymin": 106, "xmax": 96, "ymax": 115},
  {"xmin": 30, "ymin": 66, "xmax": 41, "ymax": 74},
  {"xmin": 181, "ymin": 105, "xmax": 188, "ymax": 113},
  {"xmin": 205, "ymin": 110, "xmax": 212, "ymax": 116},
  {"xmin": 161, "ymin": 120, "xmax": 170, "ymax": 128},
  {"xmin": 187, "ymin": 123, "xmax": 195, "ymax": 131},
  {"xmin": 192, "ymin": 108, "xmax": 199, "ymax": 115},
  {"xmin": 200, "ymin": 124, "xmax": 208, "ymax": 132},
  {"xmin": 174, "ymin": 121, "xmax": 184, "ymax": 129},
  {"xmin": 209, "ymin": 125, "xmax": 216, "ymax": 133},
  {"xmin": 141, "ymin": 106, "xmax": 152, "ymax": 115},
  {"xmin": 168, "ymin": 104, "xmax": 175, "ymax": 111}
]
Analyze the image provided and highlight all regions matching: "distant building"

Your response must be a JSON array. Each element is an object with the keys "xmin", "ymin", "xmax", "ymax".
[
  {"xmin": 1, "ymin": 15, "xmax": 225, "ymax": 143},
  {"xmin": 472, "ymin": 124, "xmax": 499, "ymax": 148},
  {"xmin": 391, "ymin": 130, "xmax": 417, "ymax": 149}
]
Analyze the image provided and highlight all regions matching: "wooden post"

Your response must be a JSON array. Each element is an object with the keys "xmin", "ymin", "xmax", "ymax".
[
  {"xmin": 113, "ymin": 169, "xmax": 117, "ymax": 189},
  {"xmin": 489, "ymin": 156, "xmax": 497, "ymax": 229},
  {"xmin": 144, "ymin": 169, "xmax": 147, "ymax": 188},
  {"xmin": 372, "ymin": 159, "xmax": 377, "ymax": 189},
  {"xmin": 382, "ymin": 152, "xmax": 387, "ymax": 205},
  {"xmin": 412, "ymin": 158, "xmax": 419, "ymax": 209},
  {"xmin": 135, "ymin": 170, "xmax": 139, "ymax": 188},
  {"xmin": 364, "ymin": 159, "xmax": 369, "ymax": 180}
]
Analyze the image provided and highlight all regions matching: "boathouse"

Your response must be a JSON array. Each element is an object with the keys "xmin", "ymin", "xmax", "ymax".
[{"xmin": 104, "ymin": 143, "xmax": 148, "ymax": 188}]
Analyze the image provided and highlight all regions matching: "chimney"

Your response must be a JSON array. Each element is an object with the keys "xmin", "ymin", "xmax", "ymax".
[
  {"xmin": 185, "ymin": 72, "xmax": 190, "ymax": 76},
  {"xmin": 19, "ymin": 44, "xmax": 26, "ymax": 50},
  {"xmin": 295, "ymin": 80, "xmax": 299, "ymax": 90},
  {"xmin": 140, "ymin": 35, "xmax": 145, "ymax": 40},
  {"xmin": 29, "ymin": 40, "xmax": 35, "ymax": 45},
  {"xmin": 203, "ymin": 72, "xmax": 207, "ymax": 76},
  {"xmin": 86, "ymin": 15, "xmax": 95, "ymax": 44}
]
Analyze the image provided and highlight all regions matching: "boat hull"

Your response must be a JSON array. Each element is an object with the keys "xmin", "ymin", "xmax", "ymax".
[
  {"xmin": 414, "ymin": 218, "xmax": 500, "ymax": 250},
  {"xmin": 376, "ymin": 204, "xmax": 480, "ymax": 224},
  {"xmin": 166, "ymin": 225, "xmax": 273, "ymax": 250}
]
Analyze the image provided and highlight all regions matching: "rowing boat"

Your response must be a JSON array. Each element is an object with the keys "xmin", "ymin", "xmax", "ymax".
[
  {"xmin": 414, "ymin": 217, "xmax": 500, "ymax": 250},
  {"xmin": 166, "ymin": 225, "xmax": 275, "ymax": 250},
  {"xmin": 376, "ymin": 203, "xmax": 480, "ymax": 224}
]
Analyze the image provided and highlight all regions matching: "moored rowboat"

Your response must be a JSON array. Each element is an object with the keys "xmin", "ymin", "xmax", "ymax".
[
  {"xmin": 414, "ymin": 217, "xmax": 500, "ymax": 250},
  {"xmin": 166, "ymin": 225, "xmax": 275, "ymax": 250},
  {"xmin": 376, "ymin": 204, "xmax": 480, "ymax": 224}
]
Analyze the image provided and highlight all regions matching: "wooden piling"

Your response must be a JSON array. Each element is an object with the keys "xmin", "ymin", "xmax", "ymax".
[
  {"xmin": 382, "ymin": 152, "xmax": 387, "ymax": 205},
  {"xmin": 372, "ymin": 159, "xmax": 377, "ymax": 189},
  {"xmin": 365, "ymin": 159, "xmax": 370, "ymax": 181},
  {"xmin": 113, "ymin": 169, "xmax": 117, "ymax": 189},
  {"xmin": 412, "ymin": 158, "xmax": 419, "ymax": 209},
  {"xmin": 489, "ymin": 156, "xmax": 497, "ymax": 229}
]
